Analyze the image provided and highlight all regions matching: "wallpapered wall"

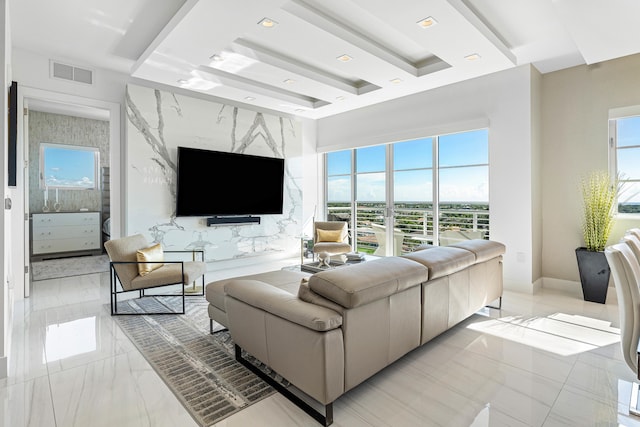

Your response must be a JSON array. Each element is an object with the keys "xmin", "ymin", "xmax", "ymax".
[
  {"xmin": 125, "ymin": 84, "xmax": 303, "ymax": 262},
  {"xmin": 28, "ymin": 110, "xmax": 110, "ymax": 214}
]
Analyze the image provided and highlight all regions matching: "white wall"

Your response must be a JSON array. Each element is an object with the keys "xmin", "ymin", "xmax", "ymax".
[
  {"xmin": 12, "ymin": 48, "xmax": 320, "ymax": 270},
  {"xmin": 317, "ymin": 65, "xmax": 539, "ymax": 291},
  {"xmin": 531, "ymin": 68, "xmax": 543, "ymax": 285},
  {"xmin": 0, "ymin": 0, "xmax": 10, "ymax": 378},
  {"xmin": 541, "ymin": 54, "xmax": 640, "ymax": 284},
  {"xmin": 300, "ymin": 118, "xmax": 320, "ymax": 234},
  {"xmin": 125, "ymin": 83, "xmax": 304, "ymax": 263}
]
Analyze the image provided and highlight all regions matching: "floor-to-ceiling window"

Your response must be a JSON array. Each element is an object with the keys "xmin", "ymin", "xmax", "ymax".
[
  {"xmin": 325, "ymin": 128, "xmax": 489, "ymax": 255},
  {"xmin": 437, "ymin": 129, "xmax": 489, "ymax": 246},
  {"xmin": 391, "ymin": 137, "xmax": 434, "ymax": 254},
  {"xmin": 326, "ymin": 149, "xmax": 353, "ymax": 227}
]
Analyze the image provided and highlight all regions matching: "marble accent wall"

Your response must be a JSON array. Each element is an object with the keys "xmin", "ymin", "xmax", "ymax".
[
  {"xmin": 125, "ymin": 84, "xmax": 303, "ymax": 261},
  {"xmin": 28, "ymin": 111, "xmax": 110, "ymax": 213}
]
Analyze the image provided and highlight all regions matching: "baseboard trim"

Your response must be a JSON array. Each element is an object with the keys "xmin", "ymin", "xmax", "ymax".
[
  {"xmin": 0, "ymin": 356, "xmax": 7, "ymax": 379},
  {"xmin": 542, "ymin": 277, "xmax": 581, "ymax": 292}
]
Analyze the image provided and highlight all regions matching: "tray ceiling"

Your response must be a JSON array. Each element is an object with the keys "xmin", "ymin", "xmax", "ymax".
[{"xmin": 11, "ymin": 0, "xmax": 640, "ymax": 119}]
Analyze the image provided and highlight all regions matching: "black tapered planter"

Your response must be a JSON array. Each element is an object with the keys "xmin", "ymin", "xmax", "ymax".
[{"xmin": 575, "ymin": 247, "xmax": 610, "ymax": 304}]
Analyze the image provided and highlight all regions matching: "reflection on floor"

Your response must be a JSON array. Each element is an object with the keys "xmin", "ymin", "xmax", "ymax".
[{"xmin": 2, "ymin": 261, "xmax": 640, "ymax": 426}]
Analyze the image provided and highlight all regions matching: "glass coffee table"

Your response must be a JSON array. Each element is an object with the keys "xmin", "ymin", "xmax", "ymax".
[{"xmin": 300, "ymin": 253, "xmax": 375, "ymax": 274}]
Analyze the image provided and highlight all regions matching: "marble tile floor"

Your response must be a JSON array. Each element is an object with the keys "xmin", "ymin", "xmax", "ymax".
[{"xmin": 2, "ymin": 261, "xmax": 640, "ymax": 427}]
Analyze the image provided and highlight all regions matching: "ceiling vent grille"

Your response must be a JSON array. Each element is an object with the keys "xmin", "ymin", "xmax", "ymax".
[{"xmin": 50, "ymin": 61, "xmax": 93, "ymax": 85}]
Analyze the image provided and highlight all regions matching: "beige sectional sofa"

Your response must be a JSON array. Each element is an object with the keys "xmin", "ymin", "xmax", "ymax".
[{"xmin": 214, "ymin": 239, "xmax": 505, "ymax": 426}]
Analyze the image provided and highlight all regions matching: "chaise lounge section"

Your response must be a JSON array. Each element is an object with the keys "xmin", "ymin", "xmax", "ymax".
[{"xmin": 215, "ymin": 239, "xmax": 505, "ymax": 425}]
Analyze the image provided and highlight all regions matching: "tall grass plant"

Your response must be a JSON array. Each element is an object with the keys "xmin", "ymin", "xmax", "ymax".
[{"xmin": 580, "ymin": 170, "xmax": 620, "ymax": 252}]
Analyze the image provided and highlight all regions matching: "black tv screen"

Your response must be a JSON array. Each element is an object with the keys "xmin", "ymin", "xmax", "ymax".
[{"xmin": 175, "ymin": 146, "xmax": 285, "ymax": 217}]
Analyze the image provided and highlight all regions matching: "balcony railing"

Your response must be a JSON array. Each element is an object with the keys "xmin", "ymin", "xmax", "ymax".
[{"xmin": 327, "ymin": 203, "xmax": 490, "ymax": 255}]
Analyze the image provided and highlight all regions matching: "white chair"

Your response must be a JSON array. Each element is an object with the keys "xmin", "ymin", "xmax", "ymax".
[
  {"xmin": 629, "ymin": 228, "xmax": 640, "ymax": 241},
  {"xmin": 623, "ymin": 233, "xmax": 640, "ymax": 262},
  {"xmin": 371, "ymin": 223, "xmax": 404, "ymax": 256},
  {"xmin": 605, "ymin": 242, "xmax": 640, "ymax": 416}
]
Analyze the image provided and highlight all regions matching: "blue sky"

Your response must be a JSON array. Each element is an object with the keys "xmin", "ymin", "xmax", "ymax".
[
  {"xmin": 43, "ymin": 146, "xmax": 96, "ymax": 188},
  {"xmin": 616, "ymin": 116, "xmax": 640, "ymax": 204},
  {"xmin": 617, "ymin": 116, "xmax": 640, "ymax": 180},
  {"xmin": 327, "ymin": 129, "xmax": 489, "ymax": 203}
]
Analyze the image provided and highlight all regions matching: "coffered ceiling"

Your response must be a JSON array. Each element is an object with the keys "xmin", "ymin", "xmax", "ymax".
[{"xmin": 10, "ymin": 0, "xmax": 640, "ymax": 119}]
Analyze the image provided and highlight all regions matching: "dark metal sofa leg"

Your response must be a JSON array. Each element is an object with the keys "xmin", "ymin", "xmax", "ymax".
[
  {"xmin": 234, "ymin": 344, "xmax": 333, "ymax": 426},
  {"xmin": 486, "ymin": 296, "xmax": 502, "ymax": 310}
]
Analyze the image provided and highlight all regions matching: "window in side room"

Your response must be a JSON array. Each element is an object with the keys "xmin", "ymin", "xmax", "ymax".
[{"xmin": 40, "ymin": 143, "xmax": 100, "ymax": 190}]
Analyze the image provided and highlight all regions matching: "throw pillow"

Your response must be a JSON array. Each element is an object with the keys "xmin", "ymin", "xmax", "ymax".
[
  {"xmin": 136, "ymin": 243, "xmax": 164, "ymax": 276},
  {"xmin": 298, "ymin": 281, "xmax": 344, "ymax": 316},
  {"xmin": 316, "ymin": 228, "xmax": 343, "ymax": 242}
]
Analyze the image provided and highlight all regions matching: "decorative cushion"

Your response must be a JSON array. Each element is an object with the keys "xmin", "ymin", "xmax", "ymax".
[
  {"xmin": 136, "ymin": 243, "xmax": 164, "ymax": 276},
  {"xmin": 317, "ymin": 228, "xmax": 343, "ymax": 242},
  {"xmin": 298, "ymin": 280, "xmax": 344, "ymax": 314}
]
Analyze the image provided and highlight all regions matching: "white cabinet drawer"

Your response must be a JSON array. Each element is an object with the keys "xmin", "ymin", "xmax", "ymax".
[
  {"xmin": 33, "ymin": 226, "xmax": 99, "ymax": 241},
  {"xmin": 31, "ymin": 212, "xmax": 101, "ymax": 255},
  {"xmin": 32, "ymin": 237, "xmax": 101, "ymax": 254},
  {"xmin": 33, "ymin": 212, "xmax": 99, "ymax": 228}
]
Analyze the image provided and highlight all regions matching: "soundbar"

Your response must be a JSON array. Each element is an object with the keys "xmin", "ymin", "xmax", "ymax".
[{"xmin": 207, "ymin": 216, "xmax": 261, "ymax": 226}]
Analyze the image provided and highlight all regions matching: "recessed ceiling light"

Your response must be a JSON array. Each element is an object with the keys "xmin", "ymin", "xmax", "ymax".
[
  {"xmin": 283, "ymin": 78, "xmax": 295, "ymax": 84},
  {"xmin": 336, "ymin": 96, "xmax": 345, "ymax": 101},
  {"xmin": 389, "ymin": 78, "xmax": 403, "ymax": 84},
  {"xmin": 209, "ymin": 53, "xmax": 224, "ymax": 62},
  {"xmin": 465, "ymin": 53, "xmax": 481, "ymax": 61},
  {"xmin": 177, "ymin": 79, "xmax": 188, "ymax": 85},
  {"xmin": 295, "ymin": 109, "xmax": 305, "ymax": 113},
  {"xmin": 245, "ymin": 96, "xmax": 255, "ymax": 101},
  {"xmin": 417, "ymin": 17, "xmax": 437, "ymax": 28},
  {"xmin": 258, "ymin": 18, "xmax": 277, "ymax": 28},
  {"xmin": 336, "ymin": 54, "xmax": 353, "ymax": 62}
]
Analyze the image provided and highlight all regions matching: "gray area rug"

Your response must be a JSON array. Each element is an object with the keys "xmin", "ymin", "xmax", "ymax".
[
  {"xmin": 113, "ymin": 296, "xmax": 282, "ymax": 426},
  {"xmin": 31, "ymin": 254, "xmax": 109, "ymax": 281}
]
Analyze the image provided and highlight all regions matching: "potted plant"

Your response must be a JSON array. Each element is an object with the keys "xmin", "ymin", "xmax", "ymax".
[{"xmin": 576, "ymin": 170, "xmax": 620, "ymax": 303}]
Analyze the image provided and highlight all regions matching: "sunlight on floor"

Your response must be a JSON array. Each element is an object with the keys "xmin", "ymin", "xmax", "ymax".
[
  {"xmin": 467, "ymin": 312, "xmax": 620, "ymax": 356},
  {"xmin": 45, "ymin": 316, "xmax": 97, "ymax": 362}
]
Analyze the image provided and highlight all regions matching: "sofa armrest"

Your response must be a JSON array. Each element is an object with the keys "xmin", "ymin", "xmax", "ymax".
[{"xmin": 225, "ymin": 279, "xmax": 343, "ymax": 331}]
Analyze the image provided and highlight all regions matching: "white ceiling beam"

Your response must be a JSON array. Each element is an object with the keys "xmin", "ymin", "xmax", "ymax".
[
  {"xmin": 447, "ymin": 0, "xmax": 517, "ymax": 65},
  {"xmin": 283, "ymin": 0, "xmax": 420, "ymax": 77},
  {"xmin": 196, "ymin": 65, "xmax": 321, "ymax": 108},
  {"xmin": 230, "ymin": 39, "xmax": 363, "ymax": 95},
  {"xmin": 131, "ymin": 0, "xmax": 199, "ymax": 74}
]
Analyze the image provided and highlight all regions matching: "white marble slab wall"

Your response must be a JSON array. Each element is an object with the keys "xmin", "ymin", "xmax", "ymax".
[{"xmin": 125, "ymin": 84, "xmax": 303, "ymax": 261}]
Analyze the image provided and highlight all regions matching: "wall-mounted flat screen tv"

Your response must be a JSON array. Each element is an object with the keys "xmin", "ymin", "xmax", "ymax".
[{"xmin": 175, "ymin": 146, "xmax": 285, "ymax": 217}]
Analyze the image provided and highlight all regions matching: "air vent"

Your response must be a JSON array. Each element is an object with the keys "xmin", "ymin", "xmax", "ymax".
[{"xmin": 50, "ymin": 61, "xmax": 93, "ymax": 85}]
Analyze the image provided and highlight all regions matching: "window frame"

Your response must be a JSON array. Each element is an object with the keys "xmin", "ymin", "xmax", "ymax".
[
  {"xmin": 324, "ymin": 128, "xmax": 490, "ymax": 252},
  {"xmin": 39, "ymin": 142, "xmax": 100, "ymax": 190},
  {"xmin": 609, "ymin": 107, "xmax": 640, "ymax": 216}
]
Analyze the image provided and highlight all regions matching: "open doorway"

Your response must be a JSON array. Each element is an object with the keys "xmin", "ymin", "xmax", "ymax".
[{"xmin": 17, "ymin": 87, "xmax": 121, "ymax": 298}]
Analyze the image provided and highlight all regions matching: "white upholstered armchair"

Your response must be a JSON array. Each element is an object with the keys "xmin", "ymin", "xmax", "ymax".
[
  {"xmin": 104, "ymin": 234, "xmax": 206, "ymax": 315},
  {"xmin": 312, "ymin": 221, "xmax": 351, "ymax": 256}
]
